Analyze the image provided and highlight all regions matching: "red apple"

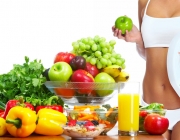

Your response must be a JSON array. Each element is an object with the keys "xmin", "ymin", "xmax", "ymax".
[
  {"xmin": 85, "ymin": 62, "xmax": 99, "ymax": 77},
  {"xmin": 54, "ymin": 52, "xmax": 75, "ymax": 64},
  {"xmin": 71, "ymin": 69, "xmax": 94, "ymax": 94}
]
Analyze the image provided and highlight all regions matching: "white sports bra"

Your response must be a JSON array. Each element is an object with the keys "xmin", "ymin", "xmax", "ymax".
[{"xmin": 141, "ymin": 0, "xmax": 180, "ymax": 48}]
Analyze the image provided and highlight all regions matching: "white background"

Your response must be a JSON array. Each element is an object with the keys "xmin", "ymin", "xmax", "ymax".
[{"xmin": 0, "ymin": 0, "xmax": 145, "ymax": 105}]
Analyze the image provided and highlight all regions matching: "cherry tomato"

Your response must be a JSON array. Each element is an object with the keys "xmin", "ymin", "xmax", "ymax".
[
  {"xmin": 144, "ymin": 114, "xmax": 169, "ymax": 135},
  {"xmin": 139, "ymin": 110, "xmax": 148, "ymax": 118},
  {"xmin": 54, "ymin": 52, "xmax": 75, "ymax": 64}
]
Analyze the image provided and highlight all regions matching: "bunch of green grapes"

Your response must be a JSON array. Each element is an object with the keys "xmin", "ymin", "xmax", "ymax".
[{"xmin": 71, "ymin": 35, "xmax": 126, "ymax": 69}]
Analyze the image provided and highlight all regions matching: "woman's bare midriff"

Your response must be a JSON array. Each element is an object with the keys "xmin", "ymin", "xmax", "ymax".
[{"xmin": 142, "ymin": 47, "xmax": 180, "ymax": 109}]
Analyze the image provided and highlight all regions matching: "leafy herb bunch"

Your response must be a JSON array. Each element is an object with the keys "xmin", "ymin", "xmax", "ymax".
[{"xmin": 0, "ymin": 56, "xmax": 64, "ymax": 107}]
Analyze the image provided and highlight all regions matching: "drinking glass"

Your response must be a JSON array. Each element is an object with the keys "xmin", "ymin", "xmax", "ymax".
[{"xmin": 118, "ymin": 81, "xmax": 140, "ymax": 136}]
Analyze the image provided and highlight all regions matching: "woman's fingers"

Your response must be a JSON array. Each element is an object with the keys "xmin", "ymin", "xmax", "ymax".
[
  {"xmin": 117, "ymin": 30, "xmax": 126, "ymax": 39},
  {"xmin": 113, "ymin": 28, "xmax": 118, "ymax": 36},
  {"xmin": 112, "ymin": 26, "xmax": 126, "ymax": 39},
  {"xmin": 112, "ymin": 26, "xmax": 115, "ymax": 32}
]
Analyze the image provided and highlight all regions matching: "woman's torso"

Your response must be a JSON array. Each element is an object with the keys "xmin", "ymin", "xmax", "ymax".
[{"xmin": 140, "ymin": 0, "xmax": 180, "ymax": 109}]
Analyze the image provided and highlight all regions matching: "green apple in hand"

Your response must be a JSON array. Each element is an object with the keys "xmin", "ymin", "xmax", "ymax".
[
  {"xmin": 115, "ymin": 16, "xmax": 133, "ymax": 34},
  {"xmin": 48, "ymin": 62, "xmax": 73, "ymax": 81},
  {"xmin": 94, "ymin": 72, "xmax": 115, "ymax": 97}
]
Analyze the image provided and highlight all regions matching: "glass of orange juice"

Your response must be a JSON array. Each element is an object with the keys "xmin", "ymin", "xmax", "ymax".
[{"xmin": 118, "ymin": 81, "xmax": 140, "ymax": 136}]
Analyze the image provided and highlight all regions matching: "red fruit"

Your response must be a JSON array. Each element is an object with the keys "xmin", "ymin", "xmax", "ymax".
[
  {"xmin": 54, "ymin": 88, "xmax": 75, "ymax": 99},
  {"xmin": 84, "ymin": 121, "xmax": 95, "ymax": 131},
  {"xmin": 139, "ymin": 110, "xmax": 148, "ymax": 118},
  {"xmin": 85, "ymin": 62, "xmax": 99, "ymax": 77},
  {"xmin": 70, "ymin": 69, "xmax": 94, "ymax": 94},
  {"xmin": 71, "ymin": 69, "xmax": 94, "ymax": 82},
  {"xmin": 67, "ymin": 120, "xmax": 77, "ymax": 126},
  {"xmin": 69, "ymin": 56, "xmax": 86, "ymax": 70},
  {"xmin": 144, "ymin": 114, "xmax": 169, "ymax": 135},
  {"xmin": 54, "ymin": 52, "xmax": 75, "ymax": 64}
]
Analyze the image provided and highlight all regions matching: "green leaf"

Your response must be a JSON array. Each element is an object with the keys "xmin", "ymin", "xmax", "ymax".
[
  {"xmin": 140, "ymin": 103, "xmax": 164, "ymax": 110},
  {"xmin": 32, "ymin": 78, "xmax": 40, "ymax": 87}
]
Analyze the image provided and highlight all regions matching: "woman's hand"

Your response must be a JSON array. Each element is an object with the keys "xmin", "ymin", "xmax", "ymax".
[
  {"xmin": 112, "ymin": 24, "xmax": 141, "ymax": 43},
  {"xmin": 112, "ymin": 24, "xmax": 146, "ymax": 59}
]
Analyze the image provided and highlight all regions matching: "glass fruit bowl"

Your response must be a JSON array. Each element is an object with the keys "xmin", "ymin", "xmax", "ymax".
[
  {"xmin": 64, "ymin": 104, "xmax": 118, "ymax": 137},
  {"xmin": 63, "ymin": 123, "xmax": 105, "ymax": 140},
  {"xmin": 44, "ymin": 81, "xmax": 119, "ymax": 105}
]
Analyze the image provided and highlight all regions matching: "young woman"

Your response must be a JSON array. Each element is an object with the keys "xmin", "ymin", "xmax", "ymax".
[{"xmin": 112, "ymin": 0, "xmax": 180, "ymax": 139}]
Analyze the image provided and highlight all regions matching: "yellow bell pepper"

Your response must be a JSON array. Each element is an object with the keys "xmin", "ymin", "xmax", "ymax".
[
  {"xmin": 0, "ymin": 117, "xmax": 7, "ymax": 136},
  {"xmin": 5, "ymin": 106, "xmax": 37, "ymax": 137},
  {"xmin": 35, "ymin": 108, "xmax": 67, "ymax": 136}
]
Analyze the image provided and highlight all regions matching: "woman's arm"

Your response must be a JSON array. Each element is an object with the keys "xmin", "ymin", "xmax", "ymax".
[
  {"xmin": 112, "ymin": 0, "xmax": 148, "ymax": 60},
  {"xmin": 136, "ymin": 0, "xmax": 149, "ymax": 60}
]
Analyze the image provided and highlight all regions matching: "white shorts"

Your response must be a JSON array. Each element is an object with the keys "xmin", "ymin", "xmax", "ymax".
[{"xmin": 141, "ymin": 99, "xmax": 180, "ymax": 130}]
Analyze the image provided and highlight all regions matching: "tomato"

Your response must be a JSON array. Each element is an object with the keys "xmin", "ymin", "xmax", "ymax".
[
  {"xmin": 54, "ymin": 52, "xmax": 75, "ymax": 64},
  {"xmin": 144, "ymin": 114, "xmax": 169, "ymax": 135},
  {"xmin": 54, "ymin": 88, "xmax": 75, "ymax": 99},
  {"xmin": 139, "ymin": 110, "xmax": 148, "ymax": 118}
]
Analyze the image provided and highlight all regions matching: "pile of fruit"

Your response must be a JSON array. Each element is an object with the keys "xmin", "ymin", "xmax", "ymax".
[
  {"xmin": 46, "ymin": 35, "xmax": 130, "ymax": 100},
  {"xmin": 71, "ymin": 35, "xmax": 125, "ymax": 69},
  {"xmin": 0, "ymin": 35, "xmax": 129, "ymax": 138}
]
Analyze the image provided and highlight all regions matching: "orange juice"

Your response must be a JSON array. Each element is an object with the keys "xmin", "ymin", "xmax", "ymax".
[{"xmin": 118, "ymin": 93, "xmax": 139, "ymax": 131}]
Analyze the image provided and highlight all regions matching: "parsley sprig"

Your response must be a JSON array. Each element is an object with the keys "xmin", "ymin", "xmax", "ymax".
[{"xmin": 0, "ymin": 56, "xmax": 64, "ymax": 107}]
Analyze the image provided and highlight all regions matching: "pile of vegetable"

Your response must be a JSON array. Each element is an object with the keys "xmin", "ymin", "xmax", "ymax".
[
  {"xmin": 139, "ymin": 103, "xmax": 169, "ymax": 135},
  {"xmin": 0, "ymin": 104, "xmax": 67, "ymax": 137},
  {"xmin": 0, "ymin": 56, "xmax": 64, "ymax": 107}
]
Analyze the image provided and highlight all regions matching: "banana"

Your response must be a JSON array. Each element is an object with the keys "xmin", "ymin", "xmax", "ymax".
[
  {"xmin": 115, "ymin": 71, "xmax": 130, "ymax": 82},
  {"xmin": 101, "ymin": 65, "xmax": 122, "ymax": 78}
]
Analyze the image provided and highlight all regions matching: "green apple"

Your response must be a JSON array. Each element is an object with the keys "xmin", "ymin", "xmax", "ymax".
[
  {"xmin": 115, "ymin": 16, "xmax": 133, "ymax": 34},
  {"xmin": 48, "ymin": 62, "xmax": 73, "ymax": 81},
  {"xmin": 94, "ymin": 72, "xmax": 115, "ymax": 97}
]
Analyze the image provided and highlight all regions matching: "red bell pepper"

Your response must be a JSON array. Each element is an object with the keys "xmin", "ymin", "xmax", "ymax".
[
  {"xmin": 36, "ymin": 96, "xmax": 63, "ymax": 113},
  {"xmin": 0, "ymin": 108, "xmax": 4, "ymax": 113},
  {"xmin": 0, "ymin": 111, "xmax": 4, "ymax": 118},
  {"xmin": 3, "ymin": 97, "xmax": 34, "ymax": 119}
]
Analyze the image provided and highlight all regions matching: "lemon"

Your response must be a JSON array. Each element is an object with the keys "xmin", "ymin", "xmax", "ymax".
[{"xmin": 0, "ymin": 117, "xmax": 7, "ymax": 136}]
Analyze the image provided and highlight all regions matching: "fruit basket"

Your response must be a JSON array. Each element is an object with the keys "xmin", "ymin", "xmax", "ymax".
[
  {"xmin": 44, "ymin": 81, "xmax": 119, "ymax": 105},
  {"xmin": 63, "ymin": 104, "xmax": 118, "ymax": 139}
]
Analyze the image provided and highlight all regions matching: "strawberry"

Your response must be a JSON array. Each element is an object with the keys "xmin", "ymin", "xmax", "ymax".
[
  {"xmin": 67, "ymin": 120, "xmax": 77, "ymax": 126},
  {"xmin": 84, "ymin": 121, "xmax": 95, "ymax": 131}
]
